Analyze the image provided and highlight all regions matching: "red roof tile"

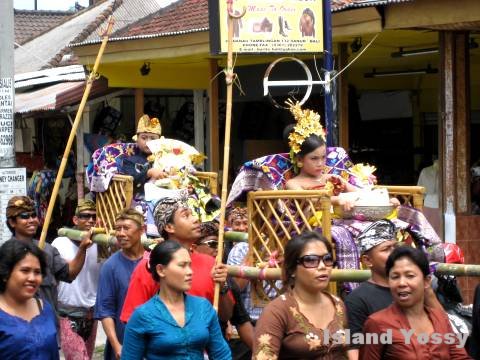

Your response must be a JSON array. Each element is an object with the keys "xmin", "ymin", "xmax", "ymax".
[
  {"xmin": 115, "ymin": 0, "xmax": 208, "ymax": 38},
  {"xmin": 110, "ymin": 0, "xmax": 412, "ymax": 40},
  {"xmin": 14, "ymin": 9, "xmax": 74, "ymax": 45}
]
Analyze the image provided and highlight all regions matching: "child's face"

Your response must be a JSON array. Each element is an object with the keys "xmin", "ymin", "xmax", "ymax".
[{"xmin": 299, "ymin": 145, "xmax": 326, "ymax": 177}]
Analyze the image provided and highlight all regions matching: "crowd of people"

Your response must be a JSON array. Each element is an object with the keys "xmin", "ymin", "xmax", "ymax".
[{"xmin": 0, "ymin": 109, "xmax": 478, "ymax": 360}]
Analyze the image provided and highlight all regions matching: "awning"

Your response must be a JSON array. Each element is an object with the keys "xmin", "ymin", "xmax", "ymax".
[{"xmin": 15, "ymin": 77, "xmax": 108, "ymax": 114}]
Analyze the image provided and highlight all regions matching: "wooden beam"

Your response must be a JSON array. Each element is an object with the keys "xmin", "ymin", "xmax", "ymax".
[
  {"xmin": 134, "ymin": 88, "xmax": 144, "ymax": 124},
  {"xmin": 439, "ymin": 31, "xmax": 456, "ymax": 241},
  {"xmin": 454, "ymin": 32, "xmax": 471, "ymax": 214},
  {"xmin": 439, "ymin": 31, "xmax": 471, "ymax": 239},
  {"xmin": 208, "ymin": 59, "xmax": 220, "ymax": 172},
  {"xmin": 385, "ymin": 0, "xmax": 480, "ymax": 30},
  {"xmin": 337, "ymin": 42, "xmax": 349, "ymax": 149}
]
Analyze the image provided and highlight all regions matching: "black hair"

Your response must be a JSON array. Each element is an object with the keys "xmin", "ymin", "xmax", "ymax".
[
  {"xmin": 6, "ymin": 219, "xmax": 15, "ymax": 234},
  {"xmin": 148, "ymin": 240, "xmax": 184, "ymax": 282},
  {"xmin": 303, "ymin": 8, "xmax": 315, "ymax": 24},
  {"xmin": 298, "ymin": 134, "xmax": 326, "ymax": 158},
  {"xmin": 385, "ymin": 246, "xmax": 430, "ymax": 278},
  {"xmin": 283, "ymin": 230, "xmax": 332, "ymax": 286},
  {"xmin": 0, "ymin": 239, "xmax": 47, "ymax": 293}
]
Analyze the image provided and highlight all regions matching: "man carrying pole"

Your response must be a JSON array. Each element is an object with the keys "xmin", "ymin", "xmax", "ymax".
[
  {"xmin": 52, "ymin": 199, "xmax": 101, "ymax": 360},
  {"xmin": 5, "ymin": 195, "xmax": 92, "ymax": 311}
]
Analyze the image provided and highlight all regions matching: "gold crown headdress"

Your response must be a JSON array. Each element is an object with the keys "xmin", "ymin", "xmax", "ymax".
[
  {"xmin": 287, "ymin": 99, "xmax": 326, "ymax": 157},
  {"xmin": 132, "ymin": 114, "xmax": 162, "ymax": 141}
]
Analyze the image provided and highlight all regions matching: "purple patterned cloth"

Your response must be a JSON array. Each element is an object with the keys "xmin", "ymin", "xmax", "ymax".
[
  {"xmin": 228, "ymin": 149, "xmax": 444, "ymax": 294},
  {"xmin": 227, "ymin": 147, "xmax": 365, "ymax": 205},
  {"xmin": 86, "ymin": 142, "xmax": 141, "ymax": 192}
]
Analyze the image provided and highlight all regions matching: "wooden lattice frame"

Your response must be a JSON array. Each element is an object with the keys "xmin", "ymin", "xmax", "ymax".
[
  {"xmin": 96, "ymin": 172, "xmax": 218, "ymax": 234},
  {"xmin": 196, "ymin": 171, "xmax": 218, "ymax": 194},
  {"xmin": 247, "ymin": 190, "xmax": 333, "ymax": 305},
  {"xmin": 96, "ymin": 174, "xmax": 134, "ymax": 234},
  {"xmin": 376, "ymin": 185, "xmax": 425, "ymax": 210}
]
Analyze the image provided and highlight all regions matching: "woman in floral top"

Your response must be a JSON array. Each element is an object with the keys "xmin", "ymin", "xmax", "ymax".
[{"xmin": 253, "ymin": 231, "xmax": 357, "ymax": 360}]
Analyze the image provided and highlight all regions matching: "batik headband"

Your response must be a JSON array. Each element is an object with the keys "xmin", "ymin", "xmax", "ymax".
[
  {"xmin": 6, "ymin": 196, "xmax": 35, "ymax": 218},
  {"xmin": 199, "ymin": 221, "xmax": 219, "ymax": 240},
  {"xmin": 75, "ymin": 199, "xmax": 96, "ymax": 215},
  {"xmin": 153, "ymin": 193, "xmax": 189, "ymax": 234},
  {"xmin": 357, "ymin": 219, "xmax": 396, "ymax": 254},
  {"xmin": 227, "ymin": 207, "xmax": 247, "ymax": 222},
  {"xmin": 115, "ymin": 208, "xmax": 145, "ymax": 227}
]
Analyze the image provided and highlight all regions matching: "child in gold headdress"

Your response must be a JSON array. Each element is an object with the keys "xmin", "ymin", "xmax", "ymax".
[
  {"xmin": 284, "ymin": 100, "xmax": 359, "ymax": 211},
  {"xmin": 87, "ymin": 114, "xmax": 165, "ymax": 194}
]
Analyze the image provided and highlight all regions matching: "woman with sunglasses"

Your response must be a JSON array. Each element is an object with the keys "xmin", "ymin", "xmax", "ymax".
[
  {"xmin": 0, "ymin": 239, "xmax": 59, "ymax": 359},
  {"xmin": 253, "ymin": 231, "xmax": 356, "ymax": 360}
]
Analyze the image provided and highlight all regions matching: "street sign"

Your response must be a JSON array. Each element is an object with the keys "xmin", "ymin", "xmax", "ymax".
[
  {"xmin": 0, "ymin": 167, "xmax": 27, "ymax": 244},
  {"xmin": 0, "ymin": 78, "xmax": 15, "ymax": 163}
]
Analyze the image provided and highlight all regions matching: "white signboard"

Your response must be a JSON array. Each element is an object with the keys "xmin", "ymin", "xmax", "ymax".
[
  {"xmin": 0, "ymin": 167, "xmax": 27, "ymax": 244},
  {"xmin": 0, "ymin": 78, "xmax": 15, "ymax": 160}
]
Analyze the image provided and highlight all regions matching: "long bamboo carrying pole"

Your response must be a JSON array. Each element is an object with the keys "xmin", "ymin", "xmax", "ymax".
[
  {"xmin": 227, "ymin": 264, "xmax": 480, "ymax": 281},
  {"xmin": 38, "ymin": 18, "xmax": 115, "ymax": 250},
  {"xmin": 213, "ymin": 2, "xmax": 246, "ymax": 309},
  {"xmin": 57, "ymin": 227, "xmax": 248, "ymax": 247}
]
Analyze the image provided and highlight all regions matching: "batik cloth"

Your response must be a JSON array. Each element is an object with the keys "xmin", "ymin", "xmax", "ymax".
[
  {"xmin": 59, "ymin": 317, "xmax": 98, "ymax": 360},
  {"xmin": 27, "ymin": 170, "xmax": 56, "ymax": 225},
  {"xmin": 86, "ymin": 142, "xmax": 141, "ymax": 192}
]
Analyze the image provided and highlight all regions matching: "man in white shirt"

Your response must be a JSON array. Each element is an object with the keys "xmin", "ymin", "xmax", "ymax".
[
  {"xmin": 52, "ymin": 200, "xmax": 101, "ymax": 360},
  {"xmin": 417, "ymin": 157, "xmax": 441, "ymax": 235}
]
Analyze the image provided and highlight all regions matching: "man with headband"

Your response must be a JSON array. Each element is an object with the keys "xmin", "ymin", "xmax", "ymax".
[
  {"xmin": 345, "ymin": 219, "xmax": 398, "ymax": 338},
  {"xmin": 94, "ymin": 208, "xmax": 145, "ymax": 360},
  {"xmin": 52, "ymin": 199, "xmax": 101, "ymax": 360},
  {"xmin": 6, "ymin": 195, "xmax": 91, "ymax": 311},
  {"xmin": 120, "ymin": 196, "xmax": 232, "ymax": 324}
]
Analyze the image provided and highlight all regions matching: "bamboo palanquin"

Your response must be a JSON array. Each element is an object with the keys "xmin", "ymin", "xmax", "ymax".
[{"xmin": 95, "ymin": 172, "xmax": 218, "ymax": 234}]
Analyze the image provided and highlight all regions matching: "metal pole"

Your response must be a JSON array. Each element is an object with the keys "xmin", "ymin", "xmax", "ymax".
[
  {"xmin": 0, "ymin": 0, "xmax": 16, "ymax": 168},
  {"xmin": 323, "ymin": 0, "xmax": 337, "ymax": 146}
]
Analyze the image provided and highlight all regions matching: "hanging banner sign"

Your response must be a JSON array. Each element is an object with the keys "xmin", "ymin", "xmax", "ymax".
[
  {"xmin": 0, "ymin": 167, "xmax": 27, "ymax": 244},
  {"xmin": 0, "ymin": 78, "xmax": 15, "ymax": 160},
  {"xmin": 209, "ymin": 0, "xmax": 324, "ymax": 54}
]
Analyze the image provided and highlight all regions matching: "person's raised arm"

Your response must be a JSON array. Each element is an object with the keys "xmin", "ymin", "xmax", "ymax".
[{"xmin": 68, "ymin": 231, "xmax": 92, "ymax": 280}]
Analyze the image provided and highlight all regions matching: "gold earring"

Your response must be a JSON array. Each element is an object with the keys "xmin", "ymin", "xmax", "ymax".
[{"xmin": 297, "ymin": 162, "xmax": 303, "ymax": 168}]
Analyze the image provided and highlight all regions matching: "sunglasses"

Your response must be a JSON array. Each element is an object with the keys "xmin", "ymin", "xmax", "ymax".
[
  {"xmin": 198, "ymin": 240, "xmax": 218, "ymax": 249},
  {"xmin": 77, "ymin": 213, "xmax": 97, "ymax": 220},
  {"xmin": 297, "ymin": 254, "xmax": 334, "ymax": 268},
  {"xmin": 17, "ymin": 212, "xmax": 37, "ymax": 220}
]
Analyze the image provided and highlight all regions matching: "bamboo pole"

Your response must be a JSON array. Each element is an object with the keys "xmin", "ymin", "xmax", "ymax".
[
  {"xmin": 57, "ymin": 227, "xmax": 160, "ymax": 249},
  {"xmin": 227, "ymin": 263, "xmax": 480, "ymax": 281},
  {"xmin": 213, "ymin": 1, "xmax": 246, "ymax": 310},
  {"xmin": 57, "ymin": 227, "xmax": 247, "ymax": 247},
  {"xmin": 38, "ymin": 18, "xmax": 115, "ymax": 249}
]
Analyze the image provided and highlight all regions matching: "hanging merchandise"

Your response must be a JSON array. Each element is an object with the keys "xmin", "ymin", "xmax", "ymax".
[
  {"xmin": 14, "ymin": 118, "xmax": 33, "ymax": 153},
  {"xmin": 92, "ymin": 101, "xmax": 122, "ymax": 136}
]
